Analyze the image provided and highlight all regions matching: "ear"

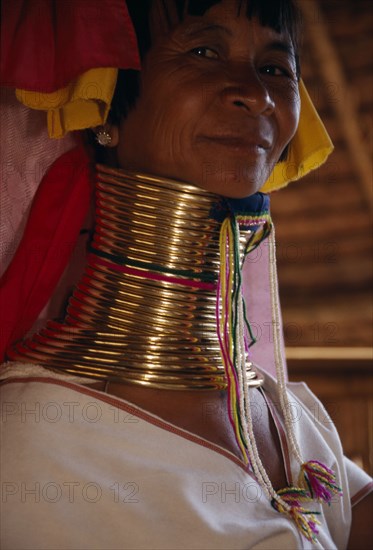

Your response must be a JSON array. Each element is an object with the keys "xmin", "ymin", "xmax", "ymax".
[
  {"xmin": 93, "ymin": 124, "xmax": 119, "ymax": 148},
  {"xmin": 108, "ymin": 125, "xmax": 119, "ymax": 147}
]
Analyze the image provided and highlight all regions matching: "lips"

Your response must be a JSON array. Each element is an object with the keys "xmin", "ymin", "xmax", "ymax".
[{"xmin": 197, "ymin": 133, "xmax": 271, "ymax": 152}]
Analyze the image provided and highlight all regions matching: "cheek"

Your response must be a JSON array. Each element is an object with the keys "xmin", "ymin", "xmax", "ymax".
[
  {"xmin": 271, "ymin": 96, "xmax": 300, "ymax": 165},
  {"xmin": 282, "ymin": 88, "xmax": 301, "ymax": 144},
  {"xmin": 116, "ymin": 94, "xmax": 200, "ymax": 172},
  {"xmin": 149, "ymin": 92, "xmax": 205, "ymax": 159}
]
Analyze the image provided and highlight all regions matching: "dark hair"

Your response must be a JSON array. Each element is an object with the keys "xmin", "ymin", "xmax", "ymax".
[
  {"xmin": 110, "ymin": 0, "xmax": 301, "ymax": 124},
  {"xmin": 128, "ymin": 0, "xmax": 301, "ymax": 57}
]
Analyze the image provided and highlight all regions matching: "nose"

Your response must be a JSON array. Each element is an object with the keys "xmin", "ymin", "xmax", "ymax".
[{"xmin": 220, "ymin": 67, "xmax": 275, "ymax": 116}]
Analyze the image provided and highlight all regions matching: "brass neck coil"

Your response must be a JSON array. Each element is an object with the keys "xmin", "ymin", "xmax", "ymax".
[{"xmin": 10, "ymin": 166, "xmax": 268, "ymax": 390}]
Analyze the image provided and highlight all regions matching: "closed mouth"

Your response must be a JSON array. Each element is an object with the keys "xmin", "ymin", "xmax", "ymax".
[{"xmin": 198, "ymin": 135, "xmax": 270, "ymax": 151}]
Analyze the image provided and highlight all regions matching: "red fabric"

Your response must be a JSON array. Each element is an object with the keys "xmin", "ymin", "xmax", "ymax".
[
  {"xmin": 1, "ymin": 0, "xmax": 140, "ymax": 92},
  {"xmin": 0, "ymin": 146, "xmax": 93, "ymax": 362}
]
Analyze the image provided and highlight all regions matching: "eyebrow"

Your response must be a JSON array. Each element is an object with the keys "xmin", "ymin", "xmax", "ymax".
[
  {"xmin": 177, "ymin": 22, "xmax": 233, "ymax": 40},
  {"xmin": 266, "ymin": 40, "xmax": 295, "ymax": 57}
]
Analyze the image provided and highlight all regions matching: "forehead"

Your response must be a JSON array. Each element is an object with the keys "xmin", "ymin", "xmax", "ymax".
[
  {"xmin": 149, "ymin": 0, "xmax": 295, "ymax": 39},
  {"xmin": 149, "ymin": 0, "xmax": 295, "ymax": 56}
]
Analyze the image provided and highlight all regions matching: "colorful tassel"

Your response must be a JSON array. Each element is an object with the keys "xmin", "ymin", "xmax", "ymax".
[
  {"xmin": 271, "ymin": 488, "xmax": 321, "ymax": 542},
  {"xmin": 299, "ymin": 460, "xmax": 343, "ymax": 503},
  {"xmin": 217, "ymin": 212, "xmax": 343, "ymax": 545},
  {"xmin": 217, "ymin": 217, "xmax": 249, "ymax": 463},
  {"xmin": 288, "ymin": 507, "xmax": 321, "ymax": 542}
]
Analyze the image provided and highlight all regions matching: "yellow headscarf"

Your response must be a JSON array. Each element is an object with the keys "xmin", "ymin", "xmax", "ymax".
[
  {"xmin": 261, "ymin": 80, "xmax": 333, "ymax": 192},
  {"xmin": 15, "ymin": 68, "xmax": 118, "ymax": 140}
]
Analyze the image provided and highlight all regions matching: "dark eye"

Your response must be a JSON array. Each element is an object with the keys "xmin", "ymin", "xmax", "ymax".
[
  {"xmin": 190, "ymin": 47, "xmax": 219, "ymax": 59},
  {"xmin": 260, "ymin": 65, "xmax": 293, "ymax": 78}
]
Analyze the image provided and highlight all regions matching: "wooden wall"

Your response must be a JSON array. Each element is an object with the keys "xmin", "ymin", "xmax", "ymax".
[{"xmin": 271, "ymin": 0, "xmax": 372, "ymax": 474}]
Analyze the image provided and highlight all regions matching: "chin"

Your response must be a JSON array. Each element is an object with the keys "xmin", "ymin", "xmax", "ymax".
[
  {"xmin": 194, "ymin": 162, "xmax": 269, "ymax": 198},
  {"xmin": 197, "ymin": 176, "xmax": 262, "ymax": 199}
]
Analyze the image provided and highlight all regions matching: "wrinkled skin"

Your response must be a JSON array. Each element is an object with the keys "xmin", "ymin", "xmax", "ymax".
[{"xmin": 113, "ymin": 0, "xmax": 300, "ymax": 198}]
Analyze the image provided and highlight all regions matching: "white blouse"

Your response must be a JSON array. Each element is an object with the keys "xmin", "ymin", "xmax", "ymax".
[{"xmin": 1, "ymin": 363, "xmax": 372, "ymax": 549}]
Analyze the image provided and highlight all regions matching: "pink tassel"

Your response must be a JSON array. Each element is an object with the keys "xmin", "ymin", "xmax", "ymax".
[
  {"xmin": 288, "ymin": 508, "xmax": 321, "ymax": 542},
  {"xmin": 271, "ymin": 487, "xmax": 321, "ymax": 542},
  {"xmin": 300, "ymin": 460, "xmax": 342, "ymax": 503}
]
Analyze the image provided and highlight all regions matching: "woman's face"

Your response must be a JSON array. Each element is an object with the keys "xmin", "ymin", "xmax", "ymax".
[{"xmin": 115, "ymin": 0, "xmax": 300, "ymax": 198}]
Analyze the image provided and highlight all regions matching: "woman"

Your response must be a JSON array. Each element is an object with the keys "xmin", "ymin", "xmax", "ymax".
[{"xmin": 1, "ymin": 1, "xmax": 372, "ymax": 548}]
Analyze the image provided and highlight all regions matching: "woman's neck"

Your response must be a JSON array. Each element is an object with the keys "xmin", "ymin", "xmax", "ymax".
[{"xmin": 10, "ymin": 166, "xmax": 270, "ymax": 391}]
